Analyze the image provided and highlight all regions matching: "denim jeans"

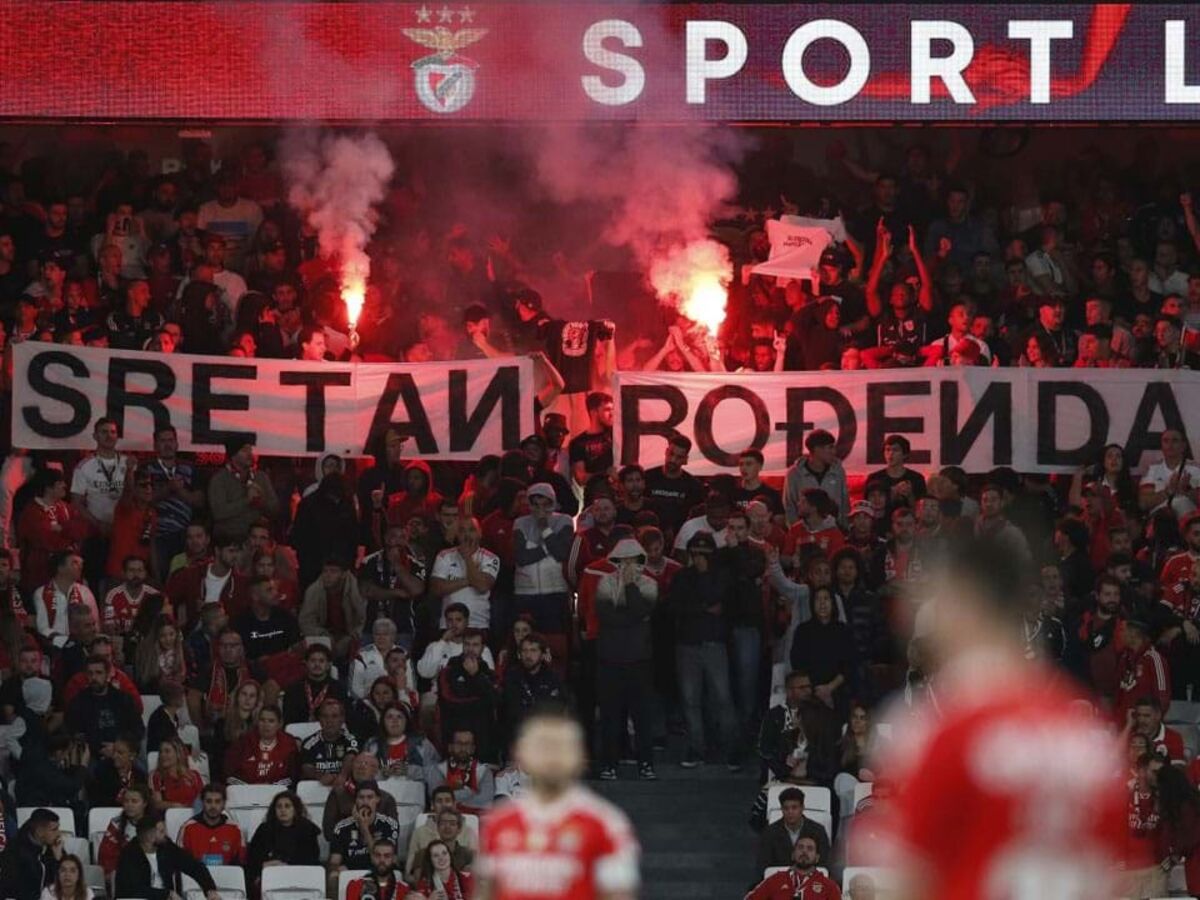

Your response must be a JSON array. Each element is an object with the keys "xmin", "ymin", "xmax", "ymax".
[
  {"xmin": 676, "ymin": 641, "xmax": 741, "ymax": 757},
  {"xmin": 729, "ymin": 625, "xmax": 762, "ymax": 731}
]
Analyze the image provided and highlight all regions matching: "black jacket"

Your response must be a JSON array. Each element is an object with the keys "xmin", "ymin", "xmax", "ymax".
[
  {"xmin": 14, "ymin": 755, "xmax": 87, "ymax": 808},
  {"xmin": 667, "ymin": 566, "xmax": 733, "ymax": 645},
  {"xmin": 503, "ymin": 664, "xmax": 566, "ymax": 735},
  {"xmin": 0, "ymin": 825, "xmax": 59, "ymax": 900},
  {"xmin": 65, "ymin": 686, "xmax": 144, "ymax": 754},
  {"xmin": 115, "ymin": 837, "xmax": 216, "ymax": 900},
  {"xmin": 755, "ymin": 817, "xmax": 831, "ymax": 872},
  {"xmin": 246, "ymin": 819, "xmax": 322, "ymax": 886}
]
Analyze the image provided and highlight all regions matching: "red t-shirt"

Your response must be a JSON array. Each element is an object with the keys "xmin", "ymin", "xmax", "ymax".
[
  {"xmin": 151, "ymin": 767, "xmax": 204, "ymax": 808},
  {"xmin": 102, "ymin": 585, "xmax": 162, "ymax": 636},
  {"xmin": 1116, "ymin": 646, "xmax": 1172, "ymax": 726},
  {"xmin": 876, "ymin": 662, "xmax": 1126, "ymax": 898},
  {"xmin": 782, "ymin": 521, "xmax": 846, "ymax": 560},
  {"xmin": 178, "ymin": 814, "xmax": 245, "ymax": 865},
  {"xmin": 745, "ymin": 869, "xmax": 842, "ymax": 899},
  {"xmin": 1160, "ymin": 551, "xmax": 1200, "ymax": 618},
  {"xmin": 479, "ymin": 785, "xmax": 638, "ymax": 900},
  {"xmin": 106, "ymin": 498, "xmax": 157, "ymax": 579},
  {"xmin": 223, "ymin": 731, "xmax": 300, "ymax": 785},
  {"xmin": 1125, "ymin": 780, "xmax": 1160, "ymax": 867}
]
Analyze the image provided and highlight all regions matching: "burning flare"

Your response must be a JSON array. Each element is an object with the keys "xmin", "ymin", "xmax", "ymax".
[
  {"xmin": 681, "ymin": 275, "xmax": 728, "ymax": 339},
  {"xmin": 340, "ymin": 260, "xmax": 367, "ymax": 332},
  {"xmin": 649, "ymin": 239, "xmax": 730, "ymax": 340}
]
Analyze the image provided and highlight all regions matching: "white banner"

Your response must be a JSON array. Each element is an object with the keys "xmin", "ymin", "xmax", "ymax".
[
  {"xmin": 12, "ymin": 342, "xmax": 534, "ymax": 458},
  {"xmin": 614, "ymin": 368, "xmax": 1200, "ymax": 476}
]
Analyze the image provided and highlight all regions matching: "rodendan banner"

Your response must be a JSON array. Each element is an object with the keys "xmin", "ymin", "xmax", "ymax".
[
  {"xmin": 12, "ymin": 342, "xmax": 534, "ymax": 459},
  {"xmin": 614, "ymin": 368, "xmax": 1200, "ymax": 476}
]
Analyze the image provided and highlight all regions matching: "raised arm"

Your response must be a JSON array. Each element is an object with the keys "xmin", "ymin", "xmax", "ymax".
[
  {"xmin": 908, "ymin": 224, "xmax": 934, "ymax": 313},
  {"xmin": 865, "ymin": 218, "xmax": 892, "ymax": 319}
]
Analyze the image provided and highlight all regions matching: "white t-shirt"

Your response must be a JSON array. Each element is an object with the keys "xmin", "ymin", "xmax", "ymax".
[
  {"xmin": 213, "ymin": 268, "xmax": 249, "ymax": 318},
  {"xmin": 197, "ymin": 197, "xmax": 263, "ymax": 271},
  {"xmin": 1025, "ymin": 249, "xmax": 1064, "ymax": 287},
  {"xmin": 673, "ymin": 515, "xmax": 730, "ymax": 552},
  {"xmin": 70, "ymin": 454, "xmax": 128, "ymax": 526},
  {"xmin": 1150, "ymin": 268, "xmax": 1190, "ymax": 297},
  {"xmin": 203, "ymin": 566, "xmax": 232, "ymax": 605},
  {"xmin": 431, "ymin": 547, "xmax": 501, "ymax": 628},
  {"xmin": 145, "ymin": 850, "xmax": 163, "ymax": 889},
  {"xmin": 1141, "ymin": 460, "xmax": 1200, "ymax": 515}
]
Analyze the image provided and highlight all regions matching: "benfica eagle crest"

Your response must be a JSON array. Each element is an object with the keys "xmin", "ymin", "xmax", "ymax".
[{"xmin": 403, "ymin": 16, "xmax": 488, "ymax": 115}]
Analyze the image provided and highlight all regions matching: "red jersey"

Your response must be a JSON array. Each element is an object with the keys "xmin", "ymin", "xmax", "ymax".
[
  {"xmin": 1150, "ymin": 723, "xmax": 1186, "ymax": 763},
  {"xmin": 1124, "ymin": 780, "xmax": 1159, "ymax": 867},
  {"xmin": 178, "ymin": 814, "xmax": 244, "ymax": 865},
  {"xmin": 782, "ymin": 521, "xmax": 846, "ymax": 560},
  {"xmin": 106, "ymin": 498, "xmax": 157, "ymax": 579},
  {"xmin": 479, "ymin": 785, "xmax": 638, "ymax": 900},
  {"xmin": 878, "ymin": 660, "xmax": 1125, "ymax": 899},
  {"xmin": 151, "ymin": 767, "xmax": 204, "ymax": 807},
  {"xmin": 744, "ymin": 868, "xmax": 842, "ymax": 899},
  {"xmin": 102, "ymin": 584, "xmax": 161, "ymax": 636},
  {"xmin": 1160, "ymin": 551, "xmax": 1200, "ymax": 618},
  {"xmin": 1115, "ymin": 645, "xmax": 1171, "ymax": 726},
  {"xmin": 223, "ymin": 731, "xmax": 300, "ymax": 785}
]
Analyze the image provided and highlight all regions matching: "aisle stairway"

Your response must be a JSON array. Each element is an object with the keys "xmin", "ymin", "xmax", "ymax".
[{"xmin": 594, "ymin": 762, "xmax": 760, "ymax": 900}]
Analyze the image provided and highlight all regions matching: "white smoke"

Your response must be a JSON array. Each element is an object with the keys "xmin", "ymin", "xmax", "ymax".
[
  {"xmin": 280, "ymin": 130, "xmax": 395, "ymax": 322},
  {"xmin": 527, "ymin": 124, "xmax": 744, "ymax": 312}
]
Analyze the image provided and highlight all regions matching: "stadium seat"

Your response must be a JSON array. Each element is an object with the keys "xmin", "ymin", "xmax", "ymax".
[
  {"xmin": 842, "ymin": 866, "xmax": 896, "ymax": 894},
  {"xmin": 852, "ymin": 781, "xmax": 874, "ymax": 810},
  {"xmin": 166, "ymin": 807, "xmax": 193, "ymax": 840},
  {"xmin": 378, "ymin": 776, "xmax": 425, "ymax": 808},
  {"xmin": 141, "ymin": 694, "xmax": 163, "ymax": 725},
  {"xmin": 807, "ymin": 810, "xmax": 834, "ymax": 840},
  {"xmin": 766, "ymin": 783, "xmax": 832, "ymax": 815},
  {"xmin": 1179, "ymin": 724, "xmax": 1200, "ymax": 762},
  {"xmin": 64, "ymin": 834, "xmax": 91, "ymax": 861},
  {"xmin": 296, "ymin": 779, "xmax": 332, "ymax": 811},
  {"xmin": 18, "ymin": 806, "xmax": 77, "ymax": 835},
  {"xmin": 317, "ymin": 833, "xmax": 330, "ymax": 864},
  {"xmin": 1168, "ymin": 701, "xmax": 1200, "ymax": 725},
  {"xmin": 337, "ymin": 869, "xmax": 369, "ymax": 900},
  {"xmin": 183, "ymin": 865, "xmax": 246, "ymax": 899},
  {"xmin": 285, "ymin": 721, "xmax": 322, "ymax": 742},
  {"xmin": 261, "ymin": 865, "xmax": 326, "ymax": 900},
  {"xmin": 227, "ymin": 783, "xmax": 284, "ymax": 808},
  {"xmin": 178, "ymin": 723, "xmax": 202, "ymax": 755},
  {"xmin": 230, "ymin": 806, "xmax": 268, "ymax": 840},
  {"xmin": 84, "ymin": 862, "xmax": 106, "ymax": 891},
  {"xmin": 88, "ymin": 806, "xmax": 121, "ymax": 852}
]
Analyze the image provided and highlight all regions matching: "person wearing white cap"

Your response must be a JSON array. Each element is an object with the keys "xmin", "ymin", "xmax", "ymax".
[
  {"xmin": 594, "ymin": 537, "xmax": 659, "ymax": 781},
  {"xmin": 511, "ymin": 482, "xmax": 575, "ymax": 668}
]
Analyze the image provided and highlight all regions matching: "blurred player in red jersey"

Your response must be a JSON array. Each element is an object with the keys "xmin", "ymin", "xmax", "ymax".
[
  {"xmin": 876, "ymin": 538, "xmax": 1128, "ymax": 899},
  {"xmin": 477, "ymin": 709, "xmax": 639, "ymax": 900}
]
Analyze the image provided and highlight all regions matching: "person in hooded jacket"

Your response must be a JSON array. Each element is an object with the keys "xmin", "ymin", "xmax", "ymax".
[
  {"xmin": 290, "ymin": 472, "xmax": 360, "ymax": 588},
  {"xmin": 594, "ymin": 537, "xmax": 659, "ymax": 781},
  {"xmin": 178, "ymin": 280, "xmax": 232, "ymax": 355},
  {"xmin": 383, "ymin": 460, "xmax": 444, "ymax": 532}
]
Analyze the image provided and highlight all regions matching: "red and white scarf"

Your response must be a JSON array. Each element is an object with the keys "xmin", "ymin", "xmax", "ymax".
[
  {"xmin": 422, "ymin": 871, "xmax": 466, "ymax": 900},
  {"xmin": 445, "ymin": 758, "xmax": 479, "ymax": 792},
  {"xmin": 42, "ymin": 581, "xmax": 84, "ymax": 629}
]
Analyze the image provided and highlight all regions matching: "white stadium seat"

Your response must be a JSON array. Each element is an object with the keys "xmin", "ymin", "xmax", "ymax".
[
  {"xmin": 262, "ymin": 865, "xmax": 327, "ymax": 900},
  {"xmin": 63, "ymin": 834, "xmax": 90, "ymax": 862},
  {"xmin": 183, "ymin": 865, "xmax": 246, "ymax": 899},
  {"xmin": 337, "ymin": 869, "xmax": 369, "ymax": 900},
  {"xmin": 227, "ymin": 783, "xmax": 284, "ymax": 808},
  {"xmin": 379, "ymin": 776, "xmax": 425, "ymax": 808},
  {"xmin": 166, "ymin": 807, "xmax": 193, "ymax": 841},
  {"xmin": 141, "ymin": 694, "xmax": 163, "ymax": 725},
  {"xmin": 766, "ymin": 783, "xmax": 832, "ymax": 815},
  {"xmin": 229, "ymin": 806, "xmax": 269, "ymax": 840},
  {"xmin": 84, "ymin": 863, "xmax": 106, "ymax": 893},
  {"xmin": 296, "ymin": 779, "xmax": 332, "ymax": 811},
  {"xmin": 88, "ymin": 806, "xmax": 121, "ymax": 852},
  {"xmin": 852, "ymin": 781, "xmax": 874, "ymax": 810},
  {"xmin": 18, "ymin": 806, "xmax": 77, "ymax": 834}
]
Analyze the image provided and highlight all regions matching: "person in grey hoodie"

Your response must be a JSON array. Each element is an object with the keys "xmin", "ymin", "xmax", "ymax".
[
  {"xmin": 595, "ymin": 537, "xmax": 659, "ymax": 781},
  {"xmin": 783, "ymin": 429, "xmax": 850, "ymax": 528},
  {"xmin": 511, "ymin": 483, "xmax": 575, "ymax": 666}
]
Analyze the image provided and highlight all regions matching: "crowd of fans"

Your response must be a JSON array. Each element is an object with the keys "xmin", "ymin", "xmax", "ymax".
[{"xmin": 0, "ymin": 130, "xmax": 1196, "ymax": 900}]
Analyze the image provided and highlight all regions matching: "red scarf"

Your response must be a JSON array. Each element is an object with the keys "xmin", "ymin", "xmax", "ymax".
[
  {"xmin": 446, "ymin": 759, "xmax": 479, "ymax": 792},
  {"xmin": 305, "ymin": 679, "xmax": 331, "ymax": 719},
  {"xmin": 419, "ymin": 871, "xmax": 466, "ymax": 900},
  {"xmin": 207, "ymin": 663, "xmax": 250, "ymax": 712},
  {"xmin": 42, "ymin": 580, "xmax": 83, "ymax": 629}
]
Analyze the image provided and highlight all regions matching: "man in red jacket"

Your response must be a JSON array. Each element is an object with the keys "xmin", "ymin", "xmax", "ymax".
[
  {"xmin": 1116, "ymin": 619, "xmax": 1172, "ymax": 728},
  {"xmin": 1161, "ymin": 514, "xmax": 1200, "ymax": 614},
  {"xmin": 744, "ymin": 836, "xmax": 841, "ymax": 899},
  {"xmin": 178, "ymin": 783, "xmax": 244, "ymax": 864},
  {"xmin": 165, "ymin": 535, "xmax": 248, "ymax": 628}
]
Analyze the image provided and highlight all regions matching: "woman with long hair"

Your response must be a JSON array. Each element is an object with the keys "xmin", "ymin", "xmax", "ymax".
[
  {"xmin": 223, "ymin": 678, "xmax": 263, "ymax": 744},
  {"xmin": 245, "ymin": 790, "xmax": 322, "ymax": 890},
  {"xmin": 1071, "ymin": 443, "xmax": 1138, "ymax": 515},
  {"xmin": 39, "ymin": 853, "xmax": 93, "ymax": 900},
  {"xmin": 150, "ymin": 736, "xmax": 203, "ymax": 810},
  {"xmin": 1143, "ymin": 508, "xmax": 1185, "ymax": 574},
  {"xmin": 364, "ymin": 701, "xmax": 427, "ymax": 781},
  {"xmin": 134, "ymin": 612, "xmax": 186, "ymax": 693},
  {"xmin": 124, "ymin": 592, "xmax": 168, "ymax": 666},
  {"xmin": 833, "ymin": 701, "xmax": 876, "ymax": 818},
  {"xmin": 415, "ymin": 839, "xmax": 474, "ymax": 899},
  {"xmin": 350, "ymin": 676, "xmax": 397, "ymax": 743},
  {"xmin": 789, "ymin": 586, "xmax": 857, "ymax": 715},
  {"xmin": 1155, "ymin": 762, "xmax": 1200, "ymax": 893},
  {"xmin": 496, "ymin": 615, "xmax": 534, "ymax": 682}
]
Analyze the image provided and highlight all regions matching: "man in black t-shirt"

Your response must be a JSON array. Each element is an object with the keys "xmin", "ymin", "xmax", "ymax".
[
  {"xmin": 731, "ymin": 449, "xmax": 784, "ymax": 519},
  {"xmin": 282, "ymin": 643, "xmax": 348, "ymax": 725},
  {"xmin": 864, "ymin": 434, "xmax": 927, "ymax": 507},
  {"xmin": 567, "ymin": 391, "xmax": 614, "ymax": 487},
  {"xmin": 643, "ymin": 435, "xmax": 706, "ymax": 541},
  {"xmin": 232, "ymin": 576, "xmax": 302, "ymax": 661}
]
